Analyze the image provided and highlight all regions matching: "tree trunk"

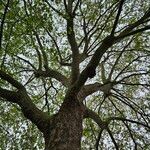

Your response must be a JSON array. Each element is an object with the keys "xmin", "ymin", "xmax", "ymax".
[{"xmin": 44, "ymin": 97, "xmax": 85, "ymax": 150}]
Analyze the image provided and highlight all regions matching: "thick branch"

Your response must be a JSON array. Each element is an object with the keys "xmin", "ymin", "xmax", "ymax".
[
  {"xmin": 69, "ymin": 7, "xmax": 150, "ymax": 97},
  {"xmin": 118, "ymin": 25, "xmax": 150, "ymax": 39},
  {"xmin": 64, "ymin": 0, "xmax": 80, "ymax": 83},
  {"xmin": 78, "ymin": 82, "xmax": 114, "ymax": 101},
  {"xmin": 0, "ymin": 87, "xmax": 19, "ymax": 102},
  {"xmin": 0, "ymin": 70, "xmax": 24, "ymax": 89},
  {"xmin": 84, "ymin": 108, "xmax": 108, "ymax": 129},
  {"xmin": 117, "ymin": 7, "xmax": 150, "ymax": 39},
  {"xmin": 67, "ymin": 15, "xmax": 79, "ymax": 83},
  {"xmin": 34, "ymin": 69, "xmax": 69, "ymax": 87},
  {"xmin": 0, "ymin": 87, "xmax": 50, "ymax": 133},
  {"xmin": 72, "ymin": 36, "xmax": 115, "ymax": 94}
]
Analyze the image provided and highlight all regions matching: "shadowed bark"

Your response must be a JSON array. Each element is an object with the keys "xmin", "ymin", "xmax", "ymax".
[{"xmin": 44, "ymin": 97, "xmax": 85, "ymax": 150}]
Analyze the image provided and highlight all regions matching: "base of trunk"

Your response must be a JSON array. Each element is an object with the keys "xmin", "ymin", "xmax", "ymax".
[{"xmin": 44, "ymin": 99, "xmax": 85, "ymax": 150}]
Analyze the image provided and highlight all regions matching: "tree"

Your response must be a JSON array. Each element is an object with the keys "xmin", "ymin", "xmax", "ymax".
[{"xmin": 0, "ymin": 0, "xmax": 150, "ymax": 149}]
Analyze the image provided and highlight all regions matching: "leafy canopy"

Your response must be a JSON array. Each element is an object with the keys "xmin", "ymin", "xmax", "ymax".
[{"xmin": 0, "ymin": 0, "xmax": 150, "ymax": 149}]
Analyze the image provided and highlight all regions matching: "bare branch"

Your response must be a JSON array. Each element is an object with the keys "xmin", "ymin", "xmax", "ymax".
[
  {"xmin": 31, "ymin": 35, "xmax": 42, "ymax": 70},
  {"xmin": 114, "ymin": 56, "xmax": 140, "ymax": 81},
  {"xmin": 73, "ymin": 0, "xmax": 80, "ymax": 15},
  {"xmin": 117, "ymin": 71, "xmax": 149, "ymax": 83},
  {"xmin": 108, "ymin": 38, "xmax": 133, "ymax": 80},
  {"xmin": 117, "ymin": 7, "xmax": 150, "ymax": 39},
  {"xmin": 106, "ymin": 127, "xmax": 119, "ymax": 150},
  {"xmin": 63, "ymin": 0, "xmax": 67, "ymax": 11},
  {"xmin": 0, "ymin": 0, "xmax": 10, "ymax": 50},
  {"xmin": 119, "ymin": 82, "xmax": 150, "ymax": 87},
  {"xmin": 78, "ymin": 0, "xmax": 118, "ymax": 50},
  {"xmin": 107, "ymin": 117, "xmax": 150, "ymax": 129},
  {"xmin": 95, "ymin": 129, "xmax": 103, "ymax": 150},
  {"xmin": 123, "ymin": 121, "xmax": 138, "ymax": 150},
  {"xmin": 45, "ymin": 28, "xmax": 63, "ymax": 63},
  {"xmin": 15, "ymin": 55, "xmax": 36, "ymax": 70},
  {"xmin": 34, "ymin": 31, "xmax": 48, "ymax": 69},
  {"xmin": 85, "ymin": 108, "xmax": 119, "ymax": 150},
  {"xmin": 111, "ymin": 0, "xmax": 125, "ymax": 36},
  {"xmin": 112, "ymin": 94, "xmax": 145, "ymax": 120},
  {"xmin": 82, "ymin": 3, "xmax": 118, "ymax": 53},
  {"xmin": 44, "ymin": 0, "xmax": 64, "ymax": 17}
]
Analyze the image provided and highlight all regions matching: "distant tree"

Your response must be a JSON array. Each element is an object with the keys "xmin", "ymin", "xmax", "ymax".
[{"xmin": 0, "ymin": 0, "xmax": 150, "ymax": 149}]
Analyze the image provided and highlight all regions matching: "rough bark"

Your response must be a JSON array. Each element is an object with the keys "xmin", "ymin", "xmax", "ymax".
[{"xmin": 43, "ymin": 97, "xmax": 85, "ymax": 150}]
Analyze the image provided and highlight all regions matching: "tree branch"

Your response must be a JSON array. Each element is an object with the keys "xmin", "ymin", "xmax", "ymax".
[
  {"xmin": 118, "ymin": 25, "xmax": 150, "ymax": 39},
  {"xmin": 63, "ymin": 0, "xmax": 67, "ymax": 11},
  {"xmin": 44, "ymin": 0, "xmax": 64, "ymax": 17},
  {"xmin": 67, "ymin": 7, "xmax": 150, "ymax": 98},
  {"xmin": 114, "ymin": 56, "xmax": 140, "ymax": 81},
  {"xmin": 72, "ymin": 36, "xmax": 115, "ymax": 95},
  {"xmin": 117, "ymin": 7, "xmax": 150, "ymax": 39},
  {"xmin": 0, "ymin": 87, "xmax": 50, "ymax": 133},
  {"xmin": 111, "ymin": 0, "xmax": 125, "ymax": 36},
  {"xmin": 117, "ymin": 71, "xmax": 149, "ymax": 83},
  {"xmin": 108, "ymin": 38, "xmax": 133, "ymax": 80},
  {"xmin": 34, "ymin": 69, "xmax": 69, "ymax": 87},
  {"xmin": 0, "ymin": 87, "xmax": 19, "ymax": 102},
  {"xmin": 34, "ymin": 31, "xmax": 48, "ymax": 69},
  {"xmin": 66, "ymin": 6, "xmax": 79, "ymax": 83},
  {"xmin": 45, "ymin": 28, "xmax": 63, "ymax": 63},
  {"xmin": 16, "ymin": 55, "xmax": 36, "ymax": 70},
  {"xmin": 0, "ymin": 70, "xmax": 24, "ymax": 89},
  {"xmin": 0, "ymin": 0, "xmax": 10, "ymax": 50},
  {"xmin": 84, "ymin": 108, "xmax": 108, "ymax": 129},
  {"xmin": 95, "ymin": 129, "xmax": 103, "ymax": 150},
  {"xmin": 73, "ymin": 0, "xmax": 80, "ymax": 15},
  {"xmin": 107, "ymin": 117, "xmax": 150, "ymax": 129},
  {"xmin": 0, "ymin": 70, "xmax": 51, "ymax": 132},
  {"xmin": 123, "ymin": 121, "xmax": 138, "ymax": 150},
  {"xmin": 31, "ymin": 35, "xmax": 42, "ymax": 70},
  {"xmin": 106, "ymin": 127, "xmax": 119, "ymax": 150},
  {"xmin": 78, "ymin": 82, "xmax": 114, "ymax": 101}
]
